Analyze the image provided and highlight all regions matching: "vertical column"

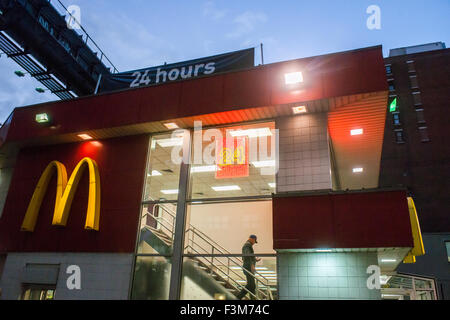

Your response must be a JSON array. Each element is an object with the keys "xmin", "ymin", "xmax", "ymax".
[
  {"xmin": 168, "ymin": 130, "xmax": 192, "ymax": 300},
  {"xmin": 277, "ymin": 252, "xmax": 381, "ymax": 300},
  {"xmin": 276, "ymin": 113, "xmax": 331, "ymax": 193}
]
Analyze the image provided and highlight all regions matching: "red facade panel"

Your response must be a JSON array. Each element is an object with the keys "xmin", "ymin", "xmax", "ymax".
[
  {"xmin": 0, "ymin": 135, "xmax": 149, "ymax": 253},
  {"xmin": 273, "ymin": 190, "xmax": 414, "ymax": 250}
]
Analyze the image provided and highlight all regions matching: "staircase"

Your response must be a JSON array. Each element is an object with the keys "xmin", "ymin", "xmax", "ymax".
[{"xmin": 139, "ymin": 203, "xmax": 275, "ymax": 300}]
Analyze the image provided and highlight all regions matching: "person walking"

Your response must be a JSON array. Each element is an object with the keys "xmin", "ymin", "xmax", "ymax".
[{"xmin": 236, "ymin": 235, "xmax": 261, "ymax": 300}]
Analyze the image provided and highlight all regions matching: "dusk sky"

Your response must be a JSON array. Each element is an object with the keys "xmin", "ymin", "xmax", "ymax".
[{"xmin": 0, "ymin": 0, "xmax": 449, "ymax": 122}]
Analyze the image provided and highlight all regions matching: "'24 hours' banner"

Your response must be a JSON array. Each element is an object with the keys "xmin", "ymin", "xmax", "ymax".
[{"xmin": 100, "ymin": 48, "xmax": 254, "ymax": 93}]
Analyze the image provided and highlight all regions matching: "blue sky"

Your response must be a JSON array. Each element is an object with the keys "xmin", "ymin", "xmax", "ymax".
[{"xmin": 0, "ymin": 0, "xmax": 449, "ymax": 122}]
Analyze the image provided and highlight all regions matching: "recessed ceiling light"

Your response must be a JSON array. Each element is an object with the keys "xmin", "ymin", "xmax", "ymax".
[
  {"xmin": 353, "ymin": 167, "xmax": 363, "ymax": 173},
  {"xmin": 156, "ymin": 138, "xmax": 183, "ymax": 147},
  {"xmin": 381, "ymin": 259, "xmax": 397, "ymax": 263},
  {"xmin": 252, "ymin": 160, "xmax": 276, "ymax": 168},
  {"xmin": 161, "ymin": 189, "xmax": 178, "ymax": 194},
  {"xmin": 212, "ymin": 185, "xmax": 241, "ymax": 191},
  {"xmin": 285, "ymin": 71, "xmax": 304, "ymax": 84},
  {"xmin": 229, "ymin": 128, "xmax": 272, "ymax": 138},
  {"xmin": 78, "ymin": 133, "xmax": 93, "ymax": 140},
  {"xmin": 292, "ymin": 105, "xmax": 307, "ymax": 114},
  {"xmin": 163, "ymin": 123, "xmax": 179, "ymax": 130},
  {"xmin": 191, "ymin": 165, "xmax": 219, "ymax": 173},
  {"xmin": 315, "ymin": 249, "xmax": 333, "ymax": 252},
  {"xmin": 351, "ymin": 128, "xmax": 364, "ymax": 136},
  {"xmin": 268, "ymin": 183, "xmax": 276, "ymax": 188}
]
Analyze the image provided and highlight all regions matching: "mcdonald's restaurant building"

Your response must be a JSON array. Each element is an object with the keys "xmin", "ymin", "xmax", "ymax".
[{"xmin": 0, "ymin": 46, "xmax": 427, "ymax": 300}]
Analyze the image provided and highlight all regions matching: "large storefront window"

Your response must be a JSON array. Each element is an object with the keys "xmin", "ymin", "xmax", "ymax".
[{"xmin": 132, "ymin": 121, "xmax": 278, "ymax": 300}]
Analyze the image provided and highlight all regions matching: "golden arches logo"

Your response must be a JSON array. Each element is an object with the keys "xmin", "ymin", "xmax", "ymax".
[{"xmin": 21, "ymin": 157, "xmax": 101, "ymax": 232}]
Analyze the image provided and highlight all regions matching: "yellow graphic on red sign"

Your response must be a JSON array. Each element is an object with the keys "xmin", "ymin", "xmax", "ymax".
[
  {"xmin": 20, "ymin": 157, "xmax": 101, "ymax": 232},
  {"xmin": 216, "ymin": 137, "xmax": 249, "ymax": 179}
]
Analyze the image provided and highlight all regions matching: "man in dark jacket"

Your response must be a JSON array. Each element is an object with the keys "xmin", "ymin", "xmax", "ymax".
[{"xmin": 236, "ymin": 235, "xmax": 260, "ymax": 300}]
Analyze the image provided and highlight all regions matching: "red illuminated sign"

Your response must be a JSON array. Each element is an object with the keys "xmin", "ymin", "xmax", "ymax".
[{"xmin": 215, "ymin": 137, "xmax": 249, "ymax": 179}]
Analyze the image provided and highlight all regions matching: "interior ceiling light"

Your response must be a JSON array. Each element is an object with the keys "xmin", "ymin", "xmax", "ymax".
[
  {"xmin": 381, "ymin": 259, "xmax": 397, "ymax": 263},
  {"xmin": 268, "ymin": 183, "xmax": 276, "ymax": 188},
  {"xmin": 78, "ymin": 133, "xmax": 93, "ymax": 140},
  {"xmin": 229, "ymin": 128, "xmax": 272, "ymax": 138},
  {"xmin": 251, "ymin": 160, "xmax": 276, "ymax": 168},
  {"xmin": 292, "ymin": 105, "xmax": 307, "ymax": 114},
  {"xmin": 315, "ymin": 249, "xmax": 333, "ymax": 252},
  {"xmin": 163, "ymin": 122, "xmax": 179, "ymax": 130},
  {"xmin": 353, "ymin": 167, "xmax": 364, "ymax": 173},
  {"xmin": 191, "ymin": 165, "xmax": 219, "ymax": 173},
  {"xmin": 285, "ymin": 71, "xmax": 304, "ymax": 85},
  {"xmin": 161, "ymin": 189, "xmax": 179, "ymax": 194},
  {"xmin": 350, "ymin": 128, "xmax": 364, "ymax": 136},
  {"xmin": 148, "ymin": 170, "xmax": 162, "ymax": 177},
  {"xmin": 212, "ymin": 185, "xmax": 241, "ymax": 191},
  {"xmin": 156, "ymin": 138, "xmax": 183, "ymax": 147}
]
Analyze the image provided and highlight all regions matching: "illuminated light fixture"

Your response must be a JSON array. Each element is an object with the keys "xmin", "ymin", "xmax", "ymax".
[
  {"xmin": 315, "ymin": 249, "xmax": 333, "ymax": 252},
  {"xmin": 191, "ymin": 201, "xmax": 203, "ymax": 204},
  {"xmin": 292, "ymin": 105, "xmax": 307, "ymax": 114},
  {"xmin": 389, "ymin": 98, "xmax": 398, "ymax": 112},
  {"xmin": 161, "ymin": 189, "xmax": 179, "ymax": 195},
  {"xmin": 268, "ymin": 183, "xmax": 276, "ymax": 188},
  {"xmin": 350, "ymin": 128, "xmax": 364, "ymax": 136},
  {"xmin": 212, "ymin": 185, "xmax": 241, "ymax": 191},
  {"xmin": 148, "ymin": 170, "xmax": 162, "ymax": 177},
  {"xmin": 255, "ymin": 267, "xmax": 269, "ymax": 270},
  {"xmin": 229, "ymin": 128, "xmax": 272, "ymax": 138},
  {"xmin": 257, "ymin": 270, "xmax": 276, "ymax": 274},
  {"xmin": 163, "ymin": 122, "xmax": 179, "ymax": 130},
  {"xmin": 231, "ymin": 266, "xmax": 242, "ymax": 270},
  {"xmin": 35, "ymin": 113, "xmax": 50, "ymax": 123},
  {"xmin": 284, "ymin": 71, "xmax": 303, "ymax": 85},
  {"xmin": 353, "ymin": 167, "xmax": 364, "ymax": 173},
  {"xmin": 191, "ymin": 165, "xmax": 219, "ymax": 173},
  {"xmin": 78, "ymin": 133, "xmax": 93, "ymax": 140},
  {"xmin": 156, "ymin": 138, "xmax": 183, "ymax": 148},
  {"xmin": 381, "ymin": 259, "xmax": 397, "ymax": 263},
  {"xmin": 90, "ymin": 141, "xmax": 102, "ymax": 147},
  {"xmin": 251, "ymin": 160, "xmax": 276, "ymax": 168}
]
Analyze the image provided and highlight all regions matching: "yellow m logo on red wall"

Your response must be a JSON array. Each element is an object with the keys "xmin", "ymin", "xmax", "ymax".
[{"xmin": 21, "ymin": 157, "xmax": 101, "ymax": 232}]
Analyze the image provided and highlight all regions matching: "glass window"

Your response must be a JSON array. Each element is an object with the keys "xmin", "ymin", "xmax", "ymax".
[
  {"xmin": 445, "ymin": 241, "xmax": 450, "ymax": 262},
  {"xmin": 395, "ymin": 130, "xmax": 405, "ymax": 144},
  {"xmin": 410, "ymin": 75, "xmax": 419, "ymax": 89},
  {"xmin": 418, "ymin": 127, "xmax": 430, "ymax": 142},
  {"xmin": 388, "ymin": 79, "xmax": 395, "ymax": 92},
  {"xmin": 189, "ymin": 122, "xmax": 276, "ymax": 200},
  {"xmin": 385, "ymin": 65, "xmax": 392, "ymax": 74},
  {"xmin": 180, "ymin": 256, "xmax": 277, "ymax": 300},
  {"xmin": 416, "ymin": 109, "xmax": 425, "ymax": 123},
  {"xmin": 393, "ymin": 113, "xmax": 401, "ymax": 126},
  {"xmin": 144, "ymin": 132, "xmax": 185, "ymax": 202},
  {"xmin": 131, "ymin": 256, "xmax": 171, "ymax": 300},
  {"xmin": 21, "ymin": 285, "xmax": 55, "ymax": 300},
  {"xmin": 137, "ymin": 203, "xmax": 177, "ymax": 254},
  {"xmin": 406, "ymin": 60, "xmax": 416, "ymax": 73},
  {"xmin": 412, "ymin": 92, "xmax": 422, "ymax": 106}
]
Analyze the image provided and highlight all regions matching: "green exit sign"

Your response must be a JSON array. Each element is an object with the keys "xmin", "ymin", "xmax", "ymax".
[
  {"xmin": 389, "ymin": 98, "xmax": 397, "ymax": 112},
  {"xmin": 35, "ymin": 113, "xmax": 50, "ymax": 123}
]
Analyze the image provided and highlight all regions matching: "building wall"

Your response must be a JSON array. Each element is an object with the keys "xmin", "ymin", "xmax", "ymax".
[
  {"xmin": 396, "ymin": 233, "xmax": 450, "ymax": 299},
  {"xmin": 380, "ymin": 48, "xmax": 450, "ymax": 232},
  {"xmin": 277, "ymin": 252, "xmax": 381, "ymax": 300},
  {"xmin": 0, "ymin": 253, "xmax": 133, "ymax": 300},
  {"xmin": 276, "ymin": 113, "xmax": 331, "ymax": 193}
]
